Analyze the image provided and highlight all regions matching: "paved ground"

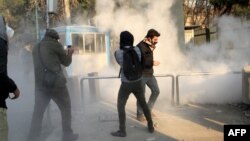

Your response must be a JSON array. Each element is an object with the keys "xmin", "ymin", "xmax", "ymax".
[
  {"xmin": 6, "ymin": 59, "xmax": 250, "ymax": 141},
  {"xmin": 25, "ymin": 101, "xmax": 249, "ymax": 141},
  {"xmin": 6, "ymin": 75, "xmax": 250, "ymax": 141}
]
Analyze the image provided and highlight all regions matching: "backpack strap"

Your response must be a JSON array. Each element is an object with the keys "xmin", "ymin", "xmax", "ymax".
[
  {"xmin": 117, "ymin": 47, "xmax": 130, "ymax": 78},
  {"xmin": 114, "ymin": 50, "xmax": 121, "ymax": 78}
]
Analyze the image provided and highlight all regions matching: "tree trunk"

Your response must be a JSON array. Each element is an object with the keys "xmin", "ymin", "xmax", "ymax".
[{"xmin": 64, "ymin": 0, "xmax": 71, "ymax": 25}]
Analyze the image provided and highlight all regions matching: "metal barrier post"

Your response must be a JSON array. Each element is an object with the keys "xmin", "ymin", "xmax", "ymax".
[
  {"xmin": 242, "ymin": 67, "xmax": 250, "ymax": 104},
  {"xmin": 80, "ymin": 77, "xmax": 85, "ymax": 107},
  {"xmin": 80, "ymin": 76, "xmax": 118, "ymax": 106},
  {"xmin": 171, "ymin": 75, "xmax": 175, "ymax": 106},
  {"xmin": 154, "ymin": 74, "xmax": 175, "ymax": 106},
  {"xmin": 175, "ymin": 71, "xmax": 241, "ymax": 105},
  {"xmin": 88, "ymin": 72, "xmax": 100, "ymax": 102},
  {"xmin": 176, "ymin": 75, "xmax": 180, "ymax": 105}
]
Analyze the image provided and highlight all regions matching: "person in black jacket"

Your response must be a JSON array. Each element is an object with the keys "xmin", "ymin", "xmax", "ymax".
[
  {"xmin": 0, "ymin": 15, "xmax": 20, "ymax": 141},
  {"xmin": 27, "ymin": 29, "xmax": 78, "ymax": 141},
  {"xmin": 111, "ymin": 31, "xmax": 154, "ymax": 137},
  {"xmin": 136, "ymin": 29, "xmax": 160, "ymax": 121}
]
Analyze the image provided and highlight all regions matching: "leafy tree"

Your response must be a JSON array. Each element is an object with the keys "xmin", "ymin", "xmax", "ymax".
[
  {"xmin": 184, "ymin": 0, "xmax": 211, "ymax": 27},
  {"xmin": 184, "ymin": 0, "xmax": 250, "ymax": 27},
  {"xmin": 209, "ymin": 0, "xmax": 250, "ymax": 16},
  {"xmin": 0, "ymin": 0, "xmax": 97, "ymax": 27},
  {"xmin": 0, "ymin": 0, "xmax": 25, "ymax": 28},
  {"xmin": 23, "ymin": 0, "xmax": 96, "ymax": 27}
]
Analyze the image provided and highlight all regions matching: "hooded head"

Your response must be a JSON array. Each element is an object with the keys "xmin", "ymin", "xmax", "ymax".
[
  {"xmin": 0, "ymin": 15, "xmax": 7, "ymax": 41},
  {"xmin": 45, "ymin": 29, "xmax": 60, "ymax": 40},
  {"xmin": 120, "ymin": 31, "xmax": 134, "ymax": 48}
]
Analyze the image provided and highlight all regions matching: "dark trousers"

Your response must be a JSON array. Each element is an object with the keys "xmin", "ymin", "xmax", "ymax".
[
  {"xmin": 117, "ymin": 80, "xmax": 153, "ymax": 131},
  {"xmin": 28, "ymin": 86, "xmax": 73, "ymax": 140},
  {"xmin": 137, "ymin": 75, "xmax": 160, "ymax": 116}
]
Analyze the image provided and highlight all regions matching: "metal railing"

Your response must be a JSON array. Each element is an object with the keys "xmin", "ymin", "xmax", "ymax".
[
  {"xmin": 80, "ymin": 75, "xmax": 118, "ymax": 105},
  {"xmin": 80, "ymin": 74, "xmax": 175, "ymax": 105},
  {"xmin": 77, "ymin": 71, "xmax": 243, "ymax": 107},
  {"xmin": 154, "ymin": 74, "xmax": 175, "ymax": 105},
  {"xmin": 176, "ymin": 71, "xmax": 241, "ymax": 105}
]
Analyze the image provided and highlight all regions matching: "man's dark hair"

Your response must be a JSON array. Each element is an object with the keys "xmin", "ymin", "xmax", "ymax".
[{"xmin": 145, "ymin": 29, "xmax": 160, "ymax": 38}]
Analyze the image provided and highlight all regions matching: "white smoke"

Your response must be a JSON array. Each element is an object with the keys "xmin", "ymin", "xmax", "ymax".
[
  {"xmin": 94, "ymin": 1, "xmax": 249, "ymax": 105},
  {"xmin": 186, "ymin": 16, "xmax": 250, "ymax": 72},
  {"xmin": 93, "ymin": 0, "xmax": 185, "ymax": 107},
  {"xmin": 5, "ymin": 1, "xmax": 250, "ymax": 140},
  {"xmin": 177, "ymin": 16, "xmax": 250, "ymax": 104}
]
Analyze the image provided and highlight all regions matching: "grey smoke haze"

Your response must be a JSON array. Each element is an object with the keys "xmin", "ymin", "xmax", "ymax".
[
  {"xmin": 4, "ymin": 0, "xmax": 250, "ymax": 140},
  {"xmin": 94, "ymin": 0, "xmax": 247, "ymax": 104},
  {"xmin": 186, "ymin": 16, "xmax": 250, "ymax": 72},
  {"xmin": 179, "ymin": 16, "xmax": 249, "ymax": 104}
]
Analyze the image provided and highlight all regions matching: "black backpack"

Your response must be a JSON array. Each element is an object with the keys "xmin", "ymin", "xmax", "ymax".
[{"xmin": 120, "ymin": 46, "xmax": 142, "ymax": 81}]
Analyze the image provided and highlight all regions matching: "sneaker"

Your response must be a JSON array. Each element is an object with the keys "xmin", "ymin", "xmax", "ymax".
[
  {"xmin": 111, "ymin": 130, "xmax": 127, "ymax": 137},
  {"xmin": 62, "ymin": 133, "xmax": 79, "ymax": 141},
  {"xmin": 136, "ymin": 115, "xmax": 146, "ymax": 122}
]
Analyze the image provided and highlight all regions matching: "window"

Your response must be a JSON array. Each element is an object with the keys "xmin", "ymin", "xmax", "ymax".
[
  {"xmin": 85, "ymin": 34, "xmax": 95, "ymax": 53},
  {"xmin": 96, "ymin": 34, "xmax": 106, "ymax": 53},
  {"xmin": 71, "ymin": 33, "xmax": 106, "ymax": 54},
  {"xmin": 72, "ymin": 34, "xmax": 83, "ymax": 50}
]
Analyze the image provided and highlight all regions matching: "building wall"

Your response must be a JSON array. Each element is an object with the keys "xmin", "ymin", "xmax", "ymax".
[{"xmin": 173, "ymin": 0, "xmax": 186, "ymax": 49}]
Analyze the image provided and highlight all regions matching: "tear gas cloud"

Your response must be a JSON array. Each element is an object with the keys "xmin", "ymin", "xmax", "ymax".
[
  {"xmin": 4, "ymin": 0, "xmax": 250, "ymax": 140},
  {"xmin": 186, "ymin": 16, "xmax": 250, "ymax": 72},
  {"xmin": 179, "ymin": 16, "xmax": 250, "ymax": 104},
  {"xmin": 94, "ymin": 0, "xmax": 247, "ymax": 104}
]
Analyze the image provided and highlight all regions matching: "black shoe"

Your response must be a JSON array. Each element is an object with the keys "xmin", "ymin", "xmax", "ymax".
[
  {"xmin": 62, "ymin": 133, "xmax": 79, "ymax": 141},
  {"xmin": 111, "ymin": 130, "xmax": 127, "ymax": 137},
  {"xmin": 148, "ymin": 125, "xmax": 154, "ymax": 133}
]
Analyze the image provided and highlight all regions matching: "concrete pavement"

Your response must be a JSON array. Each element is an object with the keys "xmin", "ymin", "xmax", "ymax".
[{"xmin": 43, "ymin": 101, "xmax": 250, "ymax": 141}]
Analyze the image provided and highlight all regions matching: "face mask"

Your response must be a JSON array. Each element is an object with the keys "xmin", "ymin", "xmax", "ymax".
[
  {"xmin": 152, "ymin": 42, "xmax": 158, "ymax": 45},
  {"xmin": 6, "ymin": 25, "xmax": 14, "ymax": 39},
  {"xmin": 148, "ymin": 38, "xmax": 157, "ymax": 46}
]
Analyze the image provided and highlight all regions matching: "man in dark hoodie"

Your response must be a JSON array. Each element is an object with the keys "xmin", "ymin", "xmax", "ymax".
[
  {"xmin": 111, "ymin": 31, "xmax": 154, "ymax": 137},
  {"xmin": 27, "ymin": 29, "xmax": 78, "ymax": 141},
  {"xmin": 0, "ymin": 15, "xmax": 20, "ymax": 141},
  {"xmin": 136, "ymin": 29, "xmax": 160, "ymax": 121}
]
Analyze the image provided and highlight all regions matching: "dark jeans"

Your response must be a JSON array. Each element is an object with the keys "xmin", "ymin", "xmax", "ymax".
[
  {"xmin": 117, "ymin": 80, "xmax": 153, "ymax": 132},
  {"xmin": 28, "ymin": 86, "xmax": 73, "ymax": 141},
  {"xmin": 137, "ymin": 75, "xmax": 160, "ymax": 116}
]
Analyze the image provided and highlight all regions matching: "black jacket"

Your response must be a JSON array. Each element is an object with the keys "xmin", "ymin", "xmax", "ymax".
[
  {"xmin": 137, "ymin": 41, "xmax": 154, "ymax": 76},
  {"xmin": 33, "ymin": 34, "xmax": 72, "ymax": 89},
  {"xmin": 0, "ymin": 38, "xmax": 17, "ymax": 108}
]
